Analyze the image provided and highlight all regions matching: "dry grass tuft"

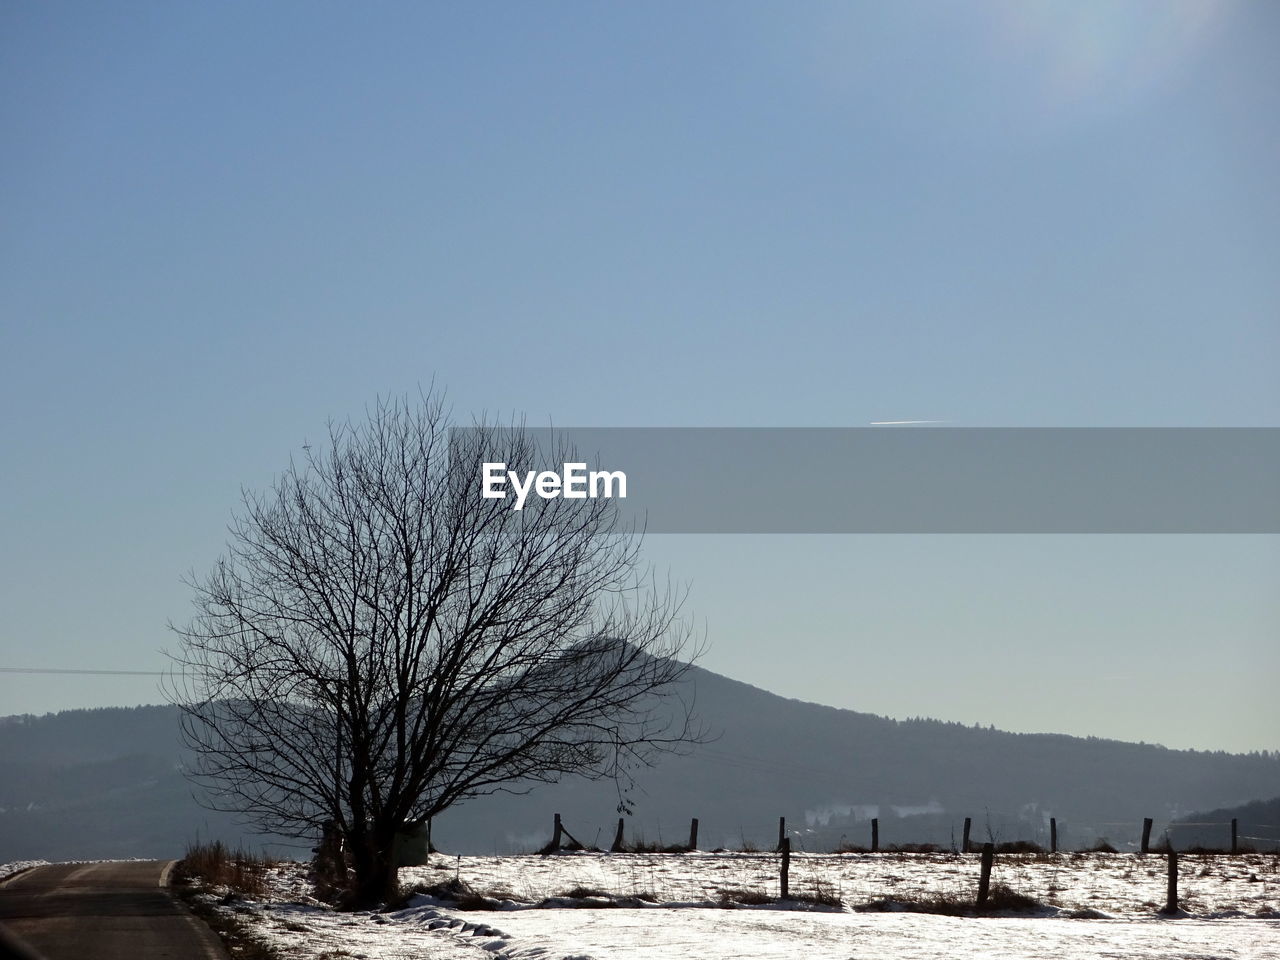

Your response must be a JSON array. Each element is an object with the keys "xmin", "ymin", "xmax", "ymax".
[
  {"xmin": 833, "ymin": 843, "xmax": 870, "ymax": 854},
  {"xmin": 556, "ymin": 885, "xmax": 613, "ymax": 900},
  {"xmin": 994, "ymin": 840, "xmax": 1045, "ymax": 854},
  {"xmin": 180, "ymin": 841, "xmax": 278, "ymax": 899},
  {"xmin": 855, "ymin": 882, "xmax": 1048, "ymax": 916},
  {"xmin": 623, "ymin": 840, "xmax": 690, "ymax": 854},
  {"xmin": 716, "ymin": 887, "xmax": 774, "ymax": 906},
  {"xmin": 402, "ymin": 876, "xmax": 510, "ymax": 910},
  {"xmin": 885, "ymin": 842, "xmax": 944, "ymax": 854},
  {"xmin": 1083, "ymin": 839, "xmax": 1119, "ymax": 854},
  {"xmin": 788, "ymin": 879, "xmax": 843, "ymax": 908}
]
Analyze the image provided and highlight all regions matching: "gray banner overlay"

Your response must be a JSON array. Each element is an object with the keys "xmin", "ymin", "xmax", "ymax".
[{"xmin": 453, "ymin": 428, "xmax": 1280, "ymax": 533}]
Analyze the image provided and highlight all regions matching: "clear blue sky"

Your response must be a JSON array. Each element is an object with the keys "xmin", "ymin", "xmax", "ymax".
[{"xmin": 2, "ymin": 1, "xmax": 1277, "ymax": 751}]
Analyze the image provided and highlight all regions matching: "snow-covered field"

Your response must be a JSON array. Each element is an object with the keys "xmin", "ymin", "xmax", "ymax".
[
  {"xmin": 195, "ymin": 851, "xmax": 1280, "ymax": 960},
  {"xmin": 403, "ymin": 850, "xmax": 1280, "ymax": 918}
]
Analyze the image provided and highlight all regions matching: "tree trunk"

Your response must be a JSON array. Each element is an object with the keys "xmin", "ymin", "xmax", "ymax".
[{"xmin": 348, "ymin": 830, "xmax": 399, "ymax": 908}]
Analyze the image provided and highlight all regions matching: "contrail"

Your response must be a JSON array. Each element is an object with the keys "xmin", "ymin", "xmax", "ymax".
[{"xmin": 0, "ymin": 667, "xmax": 164, "ymax": 676}]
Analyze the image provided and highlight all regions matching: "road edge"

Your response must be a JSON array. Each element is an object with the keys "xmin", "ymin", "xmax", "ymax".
[{"xmin": 158, "ymin": 860, "xmax": 234, "ymax": 960}]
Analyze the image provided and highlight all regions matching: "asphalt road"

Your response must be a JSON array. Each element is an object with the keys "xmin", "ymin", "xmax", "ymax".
[{"xmin": 0, "ymin": 861, "xmax": 229, "ymax": 960}]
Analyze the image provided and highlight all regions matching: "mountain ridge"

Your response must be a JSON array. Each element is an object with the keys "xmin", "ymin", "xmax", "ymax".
[{"xmin": 2, "ymin": 664, "xmax": 1277, "ymax": 858}]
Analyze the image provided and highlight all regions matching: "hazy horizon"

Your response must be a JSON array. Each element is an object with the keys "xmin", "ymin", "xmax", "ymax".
[{"xmin": 3, "ymin": 639, "xmax": 1275, "ymax": 757}]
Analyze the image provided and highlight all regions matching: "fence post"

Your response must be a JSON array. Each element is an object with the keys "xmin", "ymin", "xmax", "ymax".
[
  {"xmin": 552, "ymin": 813, "xmax": 563, "ymax": 852},
  {"xmin": 689, "ymin": 818, "xmax": 699, "ymax": 851},
  {"xmin": 1141, "ymin": 818, "xmax": 1153, "ymax": 854},
  {"xmin": 780, "ymin": 837, "xmax": 791, "ymax": 899},
  {"xmin": 778, "ymin": 816, "xmax": 786, "ymax": 851},
  {"xmin": 1165, "ymin": 849, "xmax": 1179, "ymax": 913},
  {"xmin": 611, "ymin": 818, "xmax": 625, "ymax": 853},
  {"xmin": 1050, "ymin": 817, "xmax": 1057, "ymax": 854},
  {"xmin": 977, "ymin": 842, "xmax": 994, "ymax": 906},
  {"xmin": 871, "ymin": 817, "xmax": 879, "ymax": 853},
  {"xmin": 962, "ymin": 817, "xmax": 972, "ymax": 854},
  {"xmin": 1231, "ymin": 818, "xmax": 1238, "ymax": 854}
]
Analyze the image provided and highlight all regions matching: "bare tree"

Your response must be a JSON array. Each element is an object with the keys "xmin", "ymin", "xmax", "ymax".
[{"xmin": 168, "ymin": 394, "xmax": 699, "ymax": 906}]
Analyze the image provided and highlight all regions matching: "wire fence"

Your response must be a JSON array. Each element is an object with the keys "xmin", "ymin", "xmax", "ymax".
[{"xmin": 530, "ymin": 811, "xmax": 1280, "ymax": 857}]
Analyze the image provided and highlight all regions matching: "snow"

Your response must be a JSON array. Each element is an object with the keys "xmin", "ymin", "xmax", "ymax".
[
  {"xmin": 201, "ymin": 851, "xmax": 1279, "ymax": 959},
  {"xmin": 231, "ymin": 899, "xmax": 502, "ymax": 959},
  {"xmin": 423, "ymin": 907, "xmax": 1280, "ymax": 960},
  {"xmin": 402, "ymin": 850, "xmax": 1280, "ymax": 919},
  {"xmin": 0, "ymin": 860, "xmax": 49, "ymax": 882}
]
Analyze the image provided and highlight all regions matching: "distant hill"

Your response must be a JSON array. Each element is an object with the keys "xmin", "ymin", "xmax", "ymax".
[
  {"xmin": 0, "ymin": 706, "xmax": 281, "ymax": 861},
  {"xmin": 436, "ymin": 665, "xmax": 1280, "ymax": 853},
  {"xmin": 1168, "ymin": 796, "xmax": 1280, "ymax": 851},
  {"xmin": 1, "ymin": 667, "xmax": 1277, "ymax": 860}
]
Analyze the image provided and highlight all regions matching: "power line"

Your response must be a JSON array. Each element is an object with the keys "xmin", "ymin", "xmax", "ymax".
[{"xmin": 0, "ymin": 667, "xmax": 165, "ymax": 676}]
